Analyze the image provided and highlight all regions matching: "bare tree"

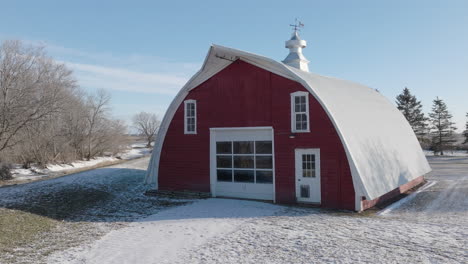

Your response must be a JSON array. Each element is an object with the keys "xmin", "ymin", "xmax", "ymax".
[
  {"xmin": 132, "ymin": 112, "xmax": 160, "ymax": 148},
  {"xmin": 84, "ymin": 89, "xmax": 111, "ymax": 160},
  {"xmin": 0, "ymin": 39, "xmax": 128, "ymax": 171},
  {"xmin": 0, "ymin": 40, "xmax": 76, "ymax": 152}
]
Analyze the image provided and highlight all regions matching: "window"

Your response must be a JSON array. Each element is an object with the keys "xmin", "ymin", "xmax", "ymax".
[
  {"xmin": 291, "ymin": 91, "xmax": 309, "ymax": 132},
  {"xmin": 184, "ymin": 100, "xmax": 196, "ymax": 134},
  {"xmin": 215, "ymin": 140, "xmax": 273, "ymax": 184},
  {"xmin": 302, "ymin": 154, "xmax": 316, "ymax": 178}
]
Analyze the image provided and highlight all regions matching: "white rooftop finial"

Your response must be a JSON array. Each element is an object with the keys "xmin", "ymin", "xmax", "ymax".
[{"xmin": 282, "ymin": 19, "xmax": 309, "ymax": 72}]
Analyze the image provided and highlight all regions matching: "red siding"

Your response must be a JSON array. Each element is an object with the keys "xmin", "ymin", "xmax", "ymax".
[
  {"xmin": 158, "ymin": 60, "xmax": 355, "ymax": 210},
  {"xmin": 361, "ymin": 176, "xmax": 425, "ymax": 210}
]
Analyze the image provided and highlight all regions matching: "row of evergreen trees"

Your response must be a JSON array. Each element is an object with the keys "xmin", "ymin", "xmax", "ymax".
[{"xmin": 395, "ymin": 88, "xmax": 467, "ymax": 155}]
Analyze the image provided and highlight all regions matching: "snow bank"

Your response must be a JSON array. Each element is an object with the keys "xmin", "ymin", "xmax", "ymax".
[
  {"xmin": 9, "ymin": 145, "xmax": 152, "ymax": 182},
  {"xmin": 47, "ymin": 157, "xmax": 118, "ymax": 172}
]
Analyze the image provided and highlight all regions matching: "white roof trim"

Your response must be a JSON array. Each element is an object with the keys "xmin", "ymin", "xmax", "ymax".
[{"xmin": 146, "ymin": 44, "xmax": 431, "ymax": 200}]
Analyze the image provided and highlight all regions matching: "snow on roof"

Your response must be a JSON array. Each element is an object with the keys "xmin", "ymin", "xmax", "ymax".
[{"xmin": 146, "ymin": 45, "xmax": 431, "ymax": 200}]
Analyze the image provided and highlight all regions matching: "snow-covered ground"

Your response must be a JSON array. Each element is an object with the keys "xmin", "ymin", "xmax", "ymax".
[
  {"xmin": 47, "ymin": 156, "xmax": 468, "ymax": 264},
  {"xmin": 0, "ymin": 157, "xmax": 189, "ymax": 263},
  {"xmin": 8, "ymin": 144, "xmax": 151, "ymax": 183},
  {"xmin": 424, "ymin": 149, "xmax": 468, "ymax": 156},
  {"xmin": 1, "ymin": 156, "xmax": 466, "ymax": 263}
]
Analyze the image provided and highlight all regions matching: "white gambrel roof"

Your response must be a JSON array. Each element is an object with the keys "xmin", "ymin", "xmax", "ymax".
[{"xmin": 146, "ymin": 45, "xmax": 431, "ymax": 201}]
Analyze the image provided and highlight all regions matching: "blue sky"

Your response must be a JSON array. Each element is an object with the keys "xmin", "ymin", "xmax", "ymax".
[{"xmin": 1, "ymin": 0, "xmax": 467, "ymax": 131}]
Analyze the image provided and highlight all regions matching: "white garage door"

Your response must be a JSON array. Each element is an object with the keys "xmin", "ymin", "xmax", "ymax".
[{"xmin": 210, "ymin": 127, "xmax": 274, "ymax": 201}]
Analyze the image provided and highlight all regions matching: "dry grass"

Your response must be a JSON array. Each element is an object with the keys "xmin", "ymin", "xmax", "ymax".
[
  {"xmin": 0, "ymin": 178, "xmax": 188, "ymax": 263},
  {"xmin": 0, "ymin": 208, "xmax": 57, "ymax": 254}
]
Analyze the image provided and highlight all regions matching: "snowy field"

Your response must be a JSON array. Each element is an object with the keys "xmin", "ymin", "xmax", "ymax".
[{"xmin": 1, "ymin": 156, "xmax": 467, "ymax": 263}]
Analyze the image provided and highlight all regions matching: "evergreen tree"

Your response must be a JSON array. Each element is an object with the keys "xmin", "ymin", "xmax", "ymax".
[
  {"xmin": 428, "ymin": 97, "xmax": 457, "ymax": 155},
  {"xmin": 395, "ymin": 87, "xmax": 428, "ymax": 144},
  {"xmin": 464, "ymin": 113, "xmax": 468, "ymax": 144}
]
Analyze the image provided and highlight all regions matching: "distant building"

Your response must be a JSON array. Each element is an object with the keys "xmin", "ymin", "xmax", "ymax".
[{"xmin": 146, "ymin": 29, "xmax": 430, "ymax": 211}]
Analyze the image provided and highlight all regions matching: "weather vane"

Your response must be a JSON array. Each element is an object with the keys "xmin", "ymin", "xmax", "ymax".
[{"xmin": 290, "ymin": 18, "xmax": 304, "ymax": 32}]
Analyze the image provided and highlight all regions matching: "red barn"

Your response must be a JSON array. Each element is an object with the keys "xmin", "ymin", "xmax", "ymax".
[{"xmin": 146, "ymin": 31, "xmax": 431, "ymax": 211}]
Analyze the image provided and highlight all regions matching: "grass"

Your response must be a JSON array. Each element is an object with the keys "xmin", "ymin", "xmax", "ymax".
[
  {"xmin": 0, "ymin": 157, "xmax": 189, "ymax": 263},
  {"xmin": 0, "ymin": 183, "xmax": 188, "ymax": 263},
  {"xmin": 0, "ymin": 208, "xmax": 57, "ymax": 254},
  {"xmin": 7, "ymin": 186, "xmax": 113, "ymax": 220}
]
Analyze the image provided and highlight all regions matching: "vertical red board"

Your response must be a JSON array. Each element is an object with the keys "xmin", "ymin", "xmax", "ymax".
[{"xmin": 158, "ymin": 60, "xmax": 355, "ymax": 210}]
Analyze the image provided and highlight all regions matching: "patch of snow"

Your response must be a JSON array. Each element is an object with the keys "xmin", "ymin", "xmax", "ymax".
[
  {"xmin": 47, "ymin": 157, "xmax": 118, "ymax": 172},
  {"xmin": 48, "ymin": 199, "xmax": 283, "ymax": 264},
  {"xmin": 8, "ymin": 146, "xmax": 152, "ymax": 182},
  {"xmin": 130, "ymin": 141, "xmax": 154, "ymax": 148},
  {"xmin": 119, "ymin": 148, "xmax": 151, "ymax": 160}
]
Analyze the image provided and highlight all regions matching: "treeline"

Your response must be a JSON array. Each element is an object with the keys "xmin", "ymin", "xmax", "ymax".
[
  {"xmin": 0, "ymin": 40, "xmax": 127, "ymax": 171},
  {"xmin": 395, "ymin": 87, "xmax": 468, "ymax": 155}
]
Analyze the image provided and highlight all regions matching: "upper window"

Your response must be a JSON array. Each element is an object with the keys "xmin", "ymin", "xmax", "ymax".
[
  {"xmin": 184, "ymin": 100, "xmax": 196, "ymax": 134},
  {"xmin": 291, "ymin": 91, "xmax": 310, "ymax": 132}
]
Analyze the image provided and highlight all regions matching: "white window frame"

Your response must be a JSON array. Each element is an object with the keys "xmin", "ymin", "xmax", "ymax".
[
  {"xmin": 184, "ymin": 99, "xmax": 197, "ymax": 134},
  {"xmin": 290, "ymin": 91, "xmax": 310, "ymax": 132}
]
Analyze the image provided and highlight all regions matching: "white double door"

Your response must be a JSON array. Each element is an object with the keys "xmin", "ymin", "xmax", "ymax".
[{"xmin": 295, "ymin": 149, "xmax": 321, "ymax": 203}]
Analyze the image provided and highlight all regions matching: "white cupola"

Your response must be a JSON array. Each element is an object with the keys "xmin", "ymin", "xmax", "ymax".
[{"xmin": 282, "ymin": 29, "xmax": 310, "ymax": 72}]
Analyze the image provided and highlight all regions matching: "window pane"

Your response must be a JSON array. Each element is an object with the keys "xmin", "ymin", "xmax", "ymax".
[
  {"xmin": 255, "ymin": 141, "xmax": 272, "ymax": 154},
  {"xmin": 256, "ymin": 156, "xmax": 272, "ymax": 169},
  {"xmin": 296, "ymin": 114, "xmax": 303, "ymax": 130},
  {"xmin": 186, "ymin": 103, "xmax": 195, "ymax": 117},
  {"xmin": 295, "ymin": 96, "xmax": 300, "ymax": 105},
  {"xmin": 256, "ymin": 170, "xmax": 273, "ymax": 183},
  {"xmin": 234, "ymin": 156, "xmax": 254, "ymax": 168},
  {"xmin": 217, "ymin": 169, "xmax": 232, "ymax": 182},
  {"xmin": 295, "ymin": 102, "xmax": 301, "ymax": 112},
  {"xmin": 300, "ymin": 101, "xmax": 306, "ymax": 112},
  {"xmin": 216, "ymin": 142, "xmax": 232, "ymax": 154},
  {"xmin": 234, "ymin": 170, "xmax": 254, "ymax": 183},
  {"xmin": 216, "ymin": 156, "xmax": 232, "ymax": 168},
  {"xmin": 234, "ymin": 141, "xmax": 253, "ymax": 154},
  {"xmin": 296, "ymin": 114, "xmax": 307, "ymax": 130}
]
